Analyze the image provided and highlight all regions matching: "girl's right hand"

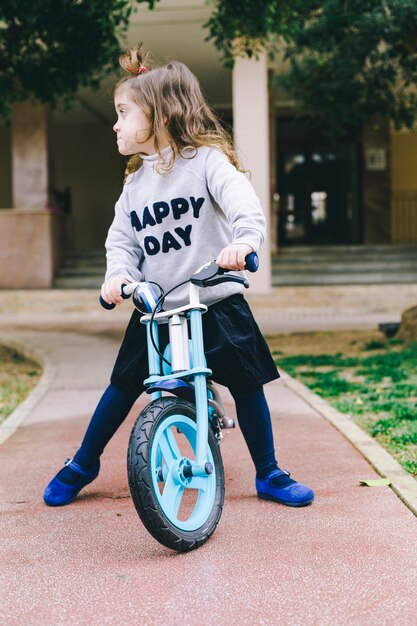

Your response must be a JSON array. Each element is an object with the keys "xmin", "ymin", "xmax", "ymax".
[{"xmin": 101, "ymin": 276, "xmax": 131, "ymax": 306}]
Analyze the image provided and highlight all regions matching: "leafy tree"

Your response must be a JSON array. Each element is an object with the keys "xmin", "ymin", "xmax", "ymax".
[
  {"xmin": 4, "ymin": 0, "xmax": 417, "ymax": 139},
  {"xmin": 206, "ymin": 0, "xmax": 417, "ymax": 138},
  {"xmin": 0, "ymin": 0, "xmax": 156, "ymax": 118},
  {"xmin": 205, "ymin": 0, "xmax": 304, "ymax": 63}
]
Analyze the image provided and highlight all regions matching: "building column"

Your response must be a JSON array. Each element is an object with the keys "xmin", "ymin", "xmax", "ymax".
[
  {"xmin": 232, "ymin": 52, "xmax": 272, "ymax": 293},
  {"xmin": 0, "ymin": 102, "xmax": 66, "ymax": 288},
  {"xmin": 11, "ymin": 102, "xmax": 49, "ymax": 209}
]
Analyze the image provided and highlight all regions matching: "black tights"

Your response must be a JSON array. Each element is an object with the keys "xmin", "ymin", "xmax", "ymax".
[{"xmin": 70, "ymin": 383, "xmax": 278, "ymax": 478}]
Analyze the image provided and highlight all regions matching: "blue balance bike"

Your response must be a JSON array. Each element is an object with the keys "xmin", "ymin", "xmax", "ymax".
[{"xmin": 101, "ymin": 253, "xmax": 258, "ymax": 552}]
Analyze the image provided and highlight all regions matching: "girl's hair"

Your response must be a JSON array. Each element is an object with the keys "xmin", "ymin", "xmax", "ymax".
[{"xmin": 115, "ymin": 45, "xmax": 243, "ymax": 177}]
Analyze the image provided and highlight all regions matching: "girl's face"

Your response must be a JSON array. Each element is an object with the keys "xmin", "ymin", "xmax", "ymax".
[{"xmin": 113, "ymin": 87, "xmax": 156, "ymax": 156}]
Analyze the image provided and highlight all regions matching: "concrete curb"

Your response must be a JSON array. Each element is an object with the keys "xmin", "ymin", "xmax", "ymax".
[
  {"xmin": 0, "ymin": 336, "xmax": 57, "ymax": 446},
  {"xmin": 282, "ymin": 372, "xmax": 417, "ymax": 517}
]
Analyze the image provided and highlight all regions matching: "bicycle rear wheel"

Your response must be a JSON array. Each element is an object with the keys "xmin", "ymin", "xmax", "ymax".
[{"xmin": 127, "ymin": 396, "xmax": 225, "ymax": 552}]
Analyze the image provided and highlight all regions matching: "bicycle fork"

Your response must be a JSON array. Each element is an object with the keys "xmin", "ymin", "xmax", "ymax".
[
  {"xmin": 188, "ymin": 309, "xmax": 213, "ymax": 477},
  {"xmin": 144, "ymin": 303, "xmax": 213, "ymax": 478}
]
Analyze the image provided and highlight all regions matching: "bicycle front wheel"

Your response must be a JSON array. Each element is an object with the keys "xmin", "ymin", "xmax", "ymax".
[{"xmin": 127, "ymin": 396, "xmax": 225, "ymax": 552}]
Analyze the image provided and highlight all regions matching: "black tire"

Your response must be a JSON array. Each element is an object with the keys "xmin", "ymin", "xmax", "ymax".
[{"xmin": 127, "ymin": 396, "xmax": 225, "ymax": 552}]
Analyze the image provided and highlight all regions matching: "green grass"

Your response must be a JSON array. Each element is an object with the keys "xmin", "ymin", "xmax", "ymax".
[
  {"xmin": 277, "ymin": 339, "xmax": 417, "ymax": 477},
  {"xmin": 0, "ymin": 346, "xmax": 42, "ymax": 425}
]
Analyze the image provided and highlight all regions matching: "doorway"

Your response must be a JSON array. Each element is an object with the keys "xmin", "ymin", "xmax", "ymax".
[{"xmin": 276, "ymin": 117, "xmax": 361, "ymax": 246}]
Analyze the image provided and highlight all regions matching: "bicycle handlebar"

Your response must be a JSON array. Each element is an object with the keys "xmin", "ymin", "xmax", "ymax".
[
  {"xmin": 99, "ymin": 285, "xmax": 131, "ymax": 310},
  {"xmin": 243, "ymin": 251, "xmax": 259, "ymax": 273},
  {"xmin": 100, "ymin": 252, "xmax": 259, "ymax": 310}
]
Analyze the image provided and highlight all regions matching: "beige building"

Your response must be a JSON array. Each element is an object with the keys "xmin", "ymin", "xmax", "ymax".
[{"xmin": 1, "ymin": 0, "xmax": 416, "ymax": 290}]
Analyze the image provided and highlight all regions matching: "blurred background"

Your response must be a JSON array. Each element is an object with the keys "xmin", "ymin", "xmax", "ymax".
[{"xmin": 1, "ymin": 0, "xmax": 417, "ymax": 289}]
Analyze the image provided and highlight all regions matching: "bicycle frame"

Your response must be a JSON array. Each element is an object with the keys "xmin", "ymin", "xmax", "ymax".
[
  {"xmin": 140, "ymin": 282, "xmax": 213, "ymax": 478},
  {"xmin": 103, "ymin": 253, "xmax": 259, "ymax": 549}
]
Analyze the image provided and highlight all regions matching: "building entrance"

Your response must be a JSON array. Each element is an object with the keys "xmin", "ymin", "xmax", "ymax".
[{"xmin": 276, "ymin": 117, "xmax": 361, "ymax": 246}]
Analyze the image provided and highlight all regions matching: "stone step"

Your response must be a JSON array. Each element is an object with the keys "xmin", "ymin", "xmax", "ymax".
[
  {"xmin": 61, "ymin": 256, "xmax": 105, "ymax": 266},
  {"xmin": 54, "ymin": 276, "xmax": 103, "ymax": 289},
  {"xmin": 55, "ymin": 270, "xmax": 417, "ymax": 290},
  {"xmin": 272, "ymin": 261, "xmax": 417, "ymax": 273},
  {"xmin": 277, "ymin": 244, "xmax": 417, "ymax": 256},
  {"xmin": 55, "ymin": 245, "xmax": 417, "ymax": 288},
  {"xmin": 271, "ymin": 256, "xmax": 417, "ymax": 268},
  {"xmin": 277, "ymin": 252, "xmax": 417, "ymax": 259},
  {"xmin": 272, "ymin": 272, "xmax": 417, "ymax": 286},
  {"xmin": 61, "ymin": 257, "xmax": 417, "ymax": 274},
  {"xmin": 58, "ymin": 263, "xmax": 416, "ymax": 276},
  {"xmin": 271, "ymin": 245, "xmax": 417, "ymax": 284},
  {"xmin": 273, "ymin": 253, "xmax": 417, "ymax": 263},
  {"xmin": 58, "ymin": 266, "xmax": 105, "ymax": 277}
]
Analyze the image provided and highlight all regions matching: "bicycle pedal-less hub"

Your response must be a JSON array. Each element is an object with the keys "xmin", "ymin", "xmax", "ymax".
[{"xmin": 156, "ymin": 459, "xmax": 213, "ymax": 485}]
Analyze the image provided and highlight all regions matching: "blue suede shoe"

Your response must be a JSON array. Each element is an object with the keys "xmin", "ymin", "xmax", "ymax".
[
  {"xmin": 256, "ymin": 468, "xmax": 314, "ymax": 507},
  {"xmin": 43, "ymin": 458, "xmax": 100, "ymax": 507}
]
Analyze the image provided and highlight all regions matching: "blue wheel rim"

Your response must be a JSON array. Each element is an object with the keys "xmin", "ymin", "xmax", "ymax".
[{"xmin": 150, "ymin": 413, "xmax": 217, "ymax": 531}]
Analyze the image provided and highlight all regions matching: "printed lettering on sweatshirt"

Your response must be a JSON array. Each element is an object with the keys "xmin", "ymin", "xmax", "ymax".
[{"xmin": 130, "ymin": 196, "xmax": 205, "ymax": 256}]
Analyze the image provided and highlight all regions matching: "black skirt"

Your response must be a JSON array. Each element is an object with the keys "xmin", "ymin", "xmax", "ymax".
[{"xmin": 110, "ymin": 293, "xmax": 279, "ymax": 397}]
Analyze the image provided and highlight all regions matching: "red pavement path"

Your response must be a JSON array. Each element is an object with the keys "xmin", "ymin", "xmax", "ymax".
[{"xmin": 0, "ymin": 328, "xmax": 417, "ymax": 625}]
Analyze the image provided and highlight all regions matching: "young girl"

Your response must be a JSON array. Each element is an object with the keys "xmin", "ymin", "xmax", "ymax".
[{"xmin": 44, "ymin": 47, "xmax": 314, "ymax": 508}]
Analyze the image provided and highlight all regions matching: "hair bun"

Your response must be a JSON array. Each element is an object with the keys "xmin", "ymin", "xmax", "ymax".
[{"xmin": 119, "ymin": 45, "xmax": 149, "ymax": 75}]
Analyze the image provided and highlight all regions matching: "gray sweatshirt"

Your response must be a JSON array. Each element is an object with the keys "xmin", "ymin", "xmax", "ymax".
[{"xmin": 105, "ymin": 146, "xmax": 266, "ymax": 309}]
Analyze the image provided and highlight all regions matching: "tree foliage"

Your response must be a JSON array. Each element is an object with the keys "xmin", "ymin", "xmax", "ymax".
[
  {"xmin": 206, "ymin": 0, "xmax": 417, "ymax": 138},
  {"xmin": 0, "ymin": 0, "xmax": 155, "ymax": 118},
  {"xmin": 205, "ymin": 0, "xmax": 310, "ymax": 63},
  {"xmin": 3, "ymin": 0, "xmax": 417, "ymax": 138}
]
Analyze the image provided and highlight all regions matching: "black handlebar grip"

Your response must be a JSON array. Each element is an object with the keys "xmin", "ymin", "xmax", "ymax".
[
  {"xmin": 99, "ymin": 296, "xmax": 116, "ymax": 310},
  {"xmin": 245, "ymin": 252, "xmax": 259, "ymax": 273},
  {"xmin": 99, "ymin": 283, "xmax": 130, "ymax": 310}
]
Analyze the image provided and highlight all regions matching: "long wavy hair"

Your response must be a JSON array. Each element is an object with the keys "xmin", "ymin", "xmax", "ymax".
[{"xmin": 115, "ymin": 45, "xmax": 243, "ymax": 178}]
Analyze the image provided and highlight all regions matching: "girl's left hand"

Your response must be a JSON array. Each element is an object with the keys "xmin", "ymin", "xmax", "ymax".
[{"xmin": 216, "ymin": 243, "xmax": 253, "ymax": 270}]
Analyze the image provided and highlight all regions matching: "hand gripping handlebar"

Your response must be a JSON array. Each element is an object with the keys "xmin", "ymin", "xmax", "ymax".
[{"xmin": 99, "ymin": 252, "xmax": 259, "ymax": 310}]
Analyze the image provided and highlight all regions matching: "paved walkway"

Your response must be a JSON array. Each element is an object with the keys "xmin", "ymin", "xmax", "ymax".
[{"xmin": 1, "ymin": 285, "xmax": 417, "ymax": 625}]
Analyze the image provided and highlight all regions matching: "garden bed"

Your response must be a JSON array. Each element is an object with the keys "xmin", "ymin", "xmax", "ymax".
[
  {"xmin": 267, "ymin": 330, "xmax": 417, "ymax": 478},
  {"xmin": 0, "ymin": 345, "xmax": 41, "ymax": 425}
]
